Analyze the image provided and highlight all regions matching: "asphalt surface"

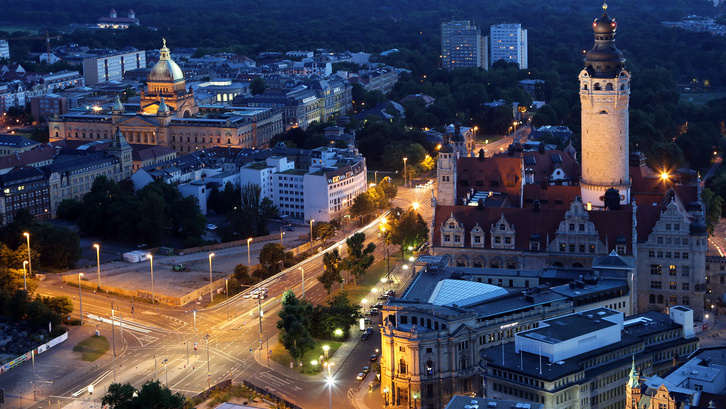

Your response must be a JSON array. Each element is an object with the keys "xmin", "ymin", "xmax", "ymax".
[{"xmin": 0, "ymin": 186, "xmax": 432, "ymax": 409}]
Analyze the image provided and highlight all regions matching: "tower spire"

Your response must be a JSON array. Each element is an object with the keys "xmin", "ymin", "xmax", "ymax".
[
  {"xmin": 627, "ymin": 356, "xmax": 639, "ymax": 389},
  {"xmin": 603, "ymin": 0, "xmax": 608, "ymax": 10}
]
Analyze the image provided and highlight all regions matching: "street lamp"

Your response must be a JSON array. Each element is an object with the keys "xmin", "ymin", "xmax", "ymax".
[
  {"xmin": 326, "ymin": 376, "xmax": 334, "ymax": 409},
  {"xmin": 403, "ymin": 157, "xmax": 408, "ymax": 188},
  {"xmin": 22, "ymin": 260, "xmax": 28, "ymax": 291},
  {"xmin": 412, "ymin": 391, "xmax": 420, "ymax": 409},
  {"xmin": 162, "ymin": 358, "xmax": 169, "ymax": 387},
  {"xmin": 299, "ymin": 267, "xmax": 305, "ymax": 299},
  {"xmin": 208, "ymin": 253, "xmax": 215, "ymax": 303},
  {"xmin": 78, "ymin": 273, "xmax": 84, "ymax": 325},
  {"xmin": 23, "ymin": 232, "xmax": 31, "ymax": 278},
  {"xmin": 310, "ymin": 219, "xmax": 315, "ymax": 252},
  {"xmin": 148, "ymin": 254, "xmax": 154, "ymax": 304},
  {"xmin": 323, "ymin": 344, "xmax": 330, "ymax": 360},
  {"xmin": 204, "ymin": 334, "xmax": 211, "ymax": 385},
  {"xmin": 247, "ymin": 238, "xmax": 253, "ymax": 268},
  {"xmin": 512, "ymin": 121, "xmax": 518, "ymax": 137},
  {"xmin": 412, "ymin": 201, "xmax": 419, "ymax": 210},
  {"xmin": 93, "ymin": 244, "xmax": 101, "ymax": 290}
]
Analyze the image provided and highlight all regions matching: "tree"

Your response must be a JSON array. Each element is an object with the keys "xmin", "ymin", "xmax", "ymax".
[
  {"xmin": 259, "ymin": 243, "xmax": 286, "ymax": 272},
  {"xmin": 42, "ymin": 295, "xmax": 73, "ymax": 316},
  {"xmin": 312, "ymin": 221, "xmax": 336, "ymax": 245},
  {"xmin": 319, "ymin": 249, "xmax": 342, "ymax": 294},
  {"xmin": 276, "ymin": 290, "xmax": 315, "ymax": 361},
  {"xmin": 350, "ymin": 192, "xmax": 376, "ymax": 221},
  {"xmin": 233, "ymin": 263, "xmax": 253, "ymax": 285},
  {"xmin": 378, "ymin": 176, "xmax": 398, "ymax": 200},
  {"xmin": 342, "ymin": 233, "xmax": 376, "ymax": 285},
  {"xmin": 702, "ymin": 188, "xmax": 723, "ymax": 235},
  {"xmin": 102, "ymin": 380, "xmax": 187, "ymax": 409},
  {"xmin": 389, "ymin": 209, "xmax": 429, "ymax": 253},
  {"xmin": 250, "ymin": 77, "xmax": 266, "ymax": 95}
]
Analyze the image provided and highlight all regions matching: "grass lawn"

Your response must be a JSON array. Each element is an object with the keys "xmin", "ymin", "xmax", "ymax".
[
  {"xmin": 270, "ymin": 339, "xmax": 343, "ymax": 375},
  {"xmin": 73, "ymin": 335, "xmax": 110, "ymax": 362},
  {"xmin": 343, "ymin": 259, "xmax": 389, "ymax": 304},
  {"xmin": 478, "ymin": 134, "xmax": 504, "ymax": 144}
]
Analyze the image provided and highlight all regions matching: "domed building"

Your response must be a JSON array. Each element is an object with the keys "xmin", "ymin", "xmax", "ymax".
[
  {"xmin": 48, "ymin": 40, "xmax": 284, "ymax": 156},
  {"xmin": 140, "ymin": 39, "xmax": 198, "ymax": 118}
]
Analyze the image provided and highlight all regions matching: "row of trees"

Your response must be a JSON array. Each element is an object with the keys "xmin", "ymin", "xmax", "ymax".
[
  {"xmin": 58, "ymin": 177, "xmax": 206, "ymax": 248},
  {"xmin": 382, "ymin": 208, "xmax": 430, "ymax": 256},
  {"xmin": 1, "ymin": 209, "xmax": 80, "ymax": 270},
  {"xmin": 318, "ymin": 232, "xmax": 377, "ymax": 293},
  {"xmin": 276, "ymin": 290, "xmax": 360, "ymax": 361},
  {"xmin": 214, "ymin": 182, "xmax": 279, "ymax": 242},
  {"xmin": 0, "ymin": 289, "xmax": 73, "ymax": 330},
  {"xmin": 350, "ymin": 177, "xmax": 397, "ymax": 221}
]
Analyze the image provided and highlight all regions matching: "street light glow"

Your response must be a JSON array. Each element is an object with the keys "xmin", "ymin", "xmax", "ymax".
[
  {"xmin": 661, "ymin": 172, "xmax": 669, "ymax": 181},
  {"xmin": 334, "ymin": 329, "xmax": 343, "ymax": 336}
]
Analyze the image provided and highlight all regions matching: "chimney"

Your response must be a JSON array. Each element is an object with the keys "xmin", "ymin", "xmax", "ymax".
[{"xmin": 478, "ymin": 148, "xmax": 485, "ymax": 161}]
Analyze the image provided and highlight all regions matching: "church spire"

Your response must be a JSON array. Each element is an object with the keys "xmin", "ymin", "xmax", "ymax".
[
  {"xmin": 627, "ymin": 356, "xmax": 639, "ymax": 389},
  {"xmin": 159, "ymin": 38, "xmax": 170, "ymax": 61}
]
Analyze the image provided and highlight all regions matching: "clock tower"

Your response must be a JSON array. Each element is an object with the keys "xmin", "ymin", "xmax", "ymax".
[{"xmin": 579, "ymin": 3, "xmax": 631, "ymax": 207}]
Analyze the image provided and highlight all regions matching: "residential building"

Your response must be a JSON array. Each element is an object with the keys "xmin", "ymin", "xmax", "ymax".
[
  {"xmin": 240, "ymin": 146, "xmax": 366, "ymax": 222},
  {"xmin": 30, "ymin": 94, "xmax": 68, "ymax": 121},
  {"xmin": 380, "ymin": 256, "xmax": 632, "ymax": 409},
  {"xmin": 82, "ymin": 49, "xmax": 146, "ymax": 85},
  {"xmin": 131, "ymin": 144, "xmax": 177, "ymax": 173},
  {"xmin": 625, "ymin": 346, "xmax": 726, "ymax": 409},
  {"xmin": 489, "ymin": 24, "xmax": 528, "ymax": 69},
  {"xmin": 0, "ymin": 134, "xmax": 40, "ymax": 157},
  {"xmin": 0, "ymin": 167, "xmax": 51, "ymax": 224},
  {"xmin": 441, "ymin": 21, "xmax": 484, "ymax": 70},
  {"xmin": 0, "ymin": 40, "xmax": 9, "ymax": 60}
]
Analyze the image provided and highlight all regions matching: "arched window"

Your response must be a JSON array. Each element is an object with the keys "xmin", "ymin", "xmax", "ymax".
[
  {"xmin": 572, "ymin": 262, "xmax": 584, "ymax": 268},
  {"xmin": 552, "ymin": 262, "xmax": 564, "ymax": 267},
  {"xmin": 425, "ymin": 359, "xmax": 434, "ymax": 375},
  {"xmin": 657, "ymin": 294, "xmax": 664, "ymax": 304},
  {"xmin": 583, "ymin": 84, "xmax": 588, "ymax": 90},
  {"xmin": 606, "ymin": 83, "xmax": 614, "ymax": 91},
  {"xmin": 594, "ymin": 83, "xmax": 601, "ymax": 90},
  {"xmin": 399, "ymin": 359, "xmax": 407, "ymax": 375}
]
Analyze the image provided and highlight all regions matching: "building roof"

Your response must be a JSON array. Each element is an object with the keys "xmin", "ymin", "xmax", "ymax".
[
  {"xmin": 428, "ymin": 279, "xmax": 508, "ymax": 307},
  {"xmin": 0, "ymin": 133, "xmax": 39, "ymax": 149},
  {"xmin": 518, "ymin": 308, "xmax": 620, "ymax": 344},
  {"xmin": 445, "ymin": 396, "xmax": 543, "ymax": 409}
]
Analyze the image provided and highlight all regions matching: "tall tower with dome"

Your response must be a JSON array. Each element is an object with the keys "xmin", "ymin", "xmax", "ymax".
[
  {"xmin": 579, "ymin": 2, "xmax": 631, "ymax": 207},
  {"xmin": 140, "ymin": 39, "xmax": 199, "ymax": 118}
]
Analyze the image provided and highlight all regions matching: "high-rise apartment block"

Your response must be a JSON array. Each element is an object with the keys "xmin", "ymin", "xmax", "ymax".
[
  {"xmin": 82, "ymin": 49, "xmax": 146, "ymax": 85},
  {"xmin": 441, "ymin": 21, "xmax": 485, "ymax": 70},
  {"xmin": 489, "ymin": 23, "xmax": 528, "ymax": 69}
]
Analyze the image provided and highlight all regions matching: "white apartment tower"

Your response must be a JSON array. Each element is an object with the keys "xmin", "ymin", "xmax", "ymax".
[
  {"xmin": 579, "ymin": 4, "xmax": 631, "ymax": 206},
  {"xmin": 489, "ymin": 23, "xmax": 528, "ymax": 69},
  {"xmin": 0, "ymin": 40, "xmax": 9, "ymax": 60},
  {"xmin": 441, "ymin": 21, "xmax": 483, "ymax": 70}
]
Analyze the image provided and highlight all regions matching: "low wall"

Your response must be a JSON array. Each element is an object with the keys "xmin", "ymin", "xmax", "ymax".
[{"xmin": 0, "ymin": 330, "xmax": 68, "ymax": 375}]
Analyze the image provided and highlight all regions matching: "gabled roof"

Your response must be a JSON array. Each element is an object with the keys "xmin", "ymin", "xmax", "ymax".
[{"xmin": 456, "ymin": 156, "xmax": 522, "ymax": 203}]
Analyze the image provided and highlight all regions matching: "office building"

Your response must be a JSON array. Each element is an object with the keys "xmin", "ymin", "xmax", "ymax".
[
  {"xmin": 82, "ymin": 49, "xmax": 146, "ymax": 85},
  {"xmin": 489, "ymin": 24, "xmax": 528, "ymax": 69},
  {"xmin": 441, "ymin": 21, "xmax": 484, "ymax": 70}
]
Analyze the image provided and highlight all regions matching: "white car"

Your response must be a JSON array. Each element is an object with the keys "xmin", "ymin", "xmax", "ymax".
[
  {"xmin": 356, "ymin": 372, "xmax": 365, "ymax": 381},
  {"xmin": 206, "ymin": 224, "xmax": 218, "ymax": 230}
]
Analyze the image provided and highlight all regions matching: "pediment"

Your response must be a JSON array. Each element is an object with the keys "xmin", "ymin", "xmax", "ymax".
[{"xmin": 117, "ymin": 115, "xmax": 160, "ymax": 128}]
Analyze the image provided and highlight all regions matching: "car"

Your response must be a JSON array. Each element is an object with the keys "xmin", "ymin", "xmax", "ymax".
[
  {"xmin": 206, "ymin": 223, "xmax": 218, "ymax": 230},
  {"xmin": 356, "ymin": 372, "xmax": 365, "ymax": 381},
  {"xmin": 361, "ymin": 332, "xmax": 370, "ymax": 341},
  {"xmin": 386, "ymin": 290, "xmax": 396, "ymax": 296},
  {"xmin": 370, "ymin": 354, "xmax": 378, "ymax": 362},
  {"xmin": 242, "ymin": 293, "xmax": 252, "ymax": 299},
  {"xmin": 372, "ymin": 303, "xmax": 383, "ymax": 309},
  {"xmin": 286, "ymin": 226, "xmax": 295, "ymax": 231},
  {"xmin": 365, "ymin": 327, "xmax": 373, "ymax": 335},
  {"xmin": 364, "ymin": 318, "xmax": 372, "ymax": 325},
  {"xmin": 378, "ymin": 294, "xmax": 389, "ymax": 300},
  {"xmin": 362, "ymin": 366, "xmax": 371, "ymax": 374},
  {"xmin": 370, "ymin": 308, "xmax": 379, "ymax": 315}
]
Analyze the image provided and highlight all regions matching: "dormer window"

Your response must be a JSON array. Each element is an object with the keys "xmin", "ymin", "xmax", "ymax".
[{"xmin": 499, "ymin": 223, "xmax": 505, "ymax": 230}]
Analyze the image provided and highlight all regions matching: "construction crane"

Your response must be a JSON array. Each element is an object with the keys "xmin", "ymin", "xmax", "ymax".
[{"xmin": 1, "ymin": 31, "xmax": 62, "ymax": 55}]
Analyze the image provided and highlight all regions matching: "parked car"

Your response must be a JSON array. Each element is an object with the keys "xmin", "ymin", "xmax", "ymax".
[
  {"xmin": 370, "ymin": 354, "xmax": 378, "ymax": 362},
  {"xmin": 378, "ymin": 294, "xmax": 389, "ymax": 300},
  {"xmin": 386, "ymin": 290, "xmax": 396, "ymax": 297},
  {"xmin": 361, "ymin": 332, "xmax": 370, "ymax": 341},
  {"xmin": 356, "ymin": 372, "xmax": 365, "ymax": 381},
  {"xmin": 372, "ymin": 303, "xmax": 383, "ymax": 309},
  {"xmin": 364, "ymin": 318, "xmax": 372, "ymax": 325},
  {"xmin": 362, "ymin": 366, "xmax": 371, "ymax": 374}
]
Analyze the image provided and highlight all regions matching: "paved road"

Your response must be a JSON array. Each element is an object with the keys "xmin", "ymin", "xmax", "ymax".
[{"xmin": 2, "ymin": 185, "xmax": 431, "ymax": 409}]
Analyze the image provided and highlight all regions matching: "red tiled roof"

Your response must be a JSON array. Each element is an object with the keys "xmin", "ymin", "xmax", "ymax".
[
  {"xmin": 456, "ymin": 156, "xmax": 522, "ymax": 202},
  {"xmin": 433, "ymin": 203, "xmax": 634, "ymax": 252},
  {"xmin": 493, "ymin": 149, "xmax": 580, "ymax": 184},
  {"xmin": 0, "ymin": 145, "xmax": 57, "ymax": 170}
]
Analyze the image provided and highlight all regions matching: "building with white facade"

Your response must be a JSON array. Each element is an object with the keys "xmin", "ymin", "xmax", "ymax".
[
  {"xmin": 0, "ymin": 40, "xmax": 10, "ymax": 60},
  {"xmin": 489, "ymin": 23, "xmax": 528, "ymax": 69},
  {"xmin": 239, "ymin": 146, "xmax": 366, "ymax": 222},
  {"xmin": 82, "ymin": 49, "xmax": 146, "ymax": 85},
  {"xmin": 441, "ymin": 21, "xmax": 484, "ymax": 70}
]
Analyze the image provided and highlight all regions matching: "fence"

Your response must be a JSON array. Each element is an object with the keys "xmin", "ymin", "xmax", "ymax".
[{"xmin": 0, "ymin": 330, "xmax": 68, "ymax": 375}]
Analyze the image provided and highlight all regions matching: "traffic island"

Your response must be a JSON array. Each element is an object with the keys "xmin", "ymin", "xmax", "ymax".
[
  {"xmin": 269, "ymin": 339, "xmax": 342, "ymax": 375},
  {"xmin": 72, "ymin": 335, "xmax": 109, "ymax": 361}
]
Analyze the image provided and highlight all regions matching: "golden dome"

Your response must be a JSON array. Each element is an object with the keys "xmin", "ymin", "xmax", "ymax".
[{"xmin": 149, "ymin": 38, "xmax": 184, "ymax": 82}]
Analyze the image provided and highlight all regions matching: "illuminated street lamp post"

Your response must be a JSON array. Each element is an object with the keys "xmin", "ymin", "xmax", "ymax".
[
  {"xmin": 78, "ymin": 273, "xmax": 84, "ymax": 325},
  {"xmin": 299, "ymin": 267, "xmax": 305, "ymax": 299},
  {"xmin": 148, "ymin": 254, "xmax": 155, "ymax": 304},
  {"xmin": 22, "ymin": 260, "xmax": 28, "ymax": 291},
  {"xmin": 162, "ymin": 358, "xmax": 168, "ymax": 387},
  {"xmin": 323, "ymin": 344, "xmax": 330, "ymax": 361},
  {"xmin": 247, "ymin": 237, "xmax": 253, "ymax": 268},
  {"xmin": 403, "ymin": 157, "xmax": 408, "ymax": 188},
  {"xmin": 23, "ymin": 232, "xmax": 31, "ymax": 278},
  {"xmin": 93, "ymin": 244, "xmax": 101, "ymax": 290},
  {"xmin": 310, "ymin": 219, "xmax": 315, "ymax": 252},
  {"xmin": 208, "ymin": 253, "xmax": 215, "ymax": 303}
]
